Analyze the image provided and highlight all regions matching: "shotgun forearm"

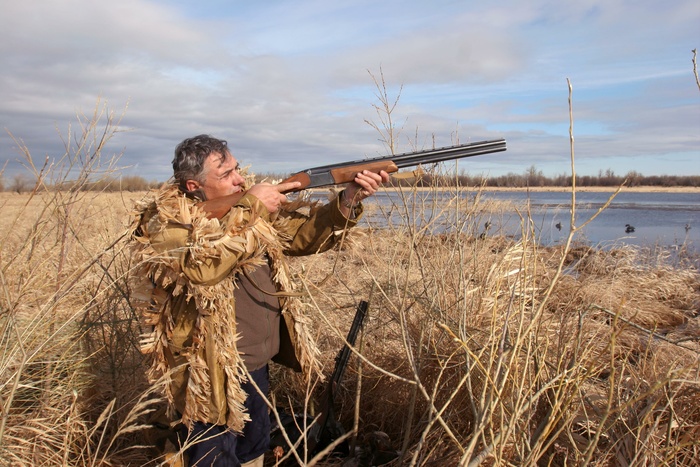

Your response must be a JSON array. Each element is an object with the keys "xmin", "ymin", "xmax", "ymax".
[{"xmin": 199, "ymin": 138, "xmax": 506, "ymax": 219}]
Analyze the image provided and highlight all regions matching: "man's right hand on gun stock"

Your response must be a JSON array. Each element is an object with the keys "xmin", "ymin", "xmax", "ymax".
[
  {"xmin": 338, "ymin": 169, "xmax": 389, "ymax": 218},
  {"xmin": 343, "ymin": 169, "xmax": 390, "ymax": 204},
  {"xmin": 248, "ymin": 169, "xmax": 387, "ymax": 215},
  {"xmin": 247, "ymin": 181, "xmax": 302, "ymax": 213}
]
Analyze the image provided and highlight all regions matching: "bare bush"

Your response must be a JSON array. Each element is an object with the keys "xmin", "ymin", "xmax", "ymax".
[{"xmin": 10, "ymin": 174, "xmax": 32, "ymax": 193}]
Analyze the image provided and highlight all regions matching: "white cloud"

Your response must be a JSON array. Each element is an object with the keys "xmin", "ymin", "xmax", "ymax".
[
  {"xmin": 0, "ymin": 0, "xmax": 698, "ymax": 183},
  {"xmin": 327, "ymin": 23, "xmax": 528, "ymax": 87}
]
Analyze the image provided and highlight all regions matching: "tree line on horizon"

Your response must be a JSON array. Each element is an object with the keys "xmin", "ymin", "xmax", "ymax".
[
  {"xmin": 451, "ymin": 166, "xmax": 700, "ymax": 188},
  {"xmin": 1, "ymin": 166, "xmax": 698, "ymax": 193}
]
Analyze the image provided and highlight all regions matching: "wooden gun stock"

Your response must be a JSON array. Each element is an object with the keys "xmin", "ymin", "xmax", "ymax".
[
  {"xmin": 329, "ymin": 161, "xmax": 399, "ymax": 185},
  {"xmin": 197, "ymin": 172, "xmax": 313, "ymax": 220}
]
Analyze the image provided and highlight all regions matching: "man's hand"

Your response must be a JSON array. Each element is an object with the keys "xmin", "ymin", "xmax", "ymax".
[
  {"xmin": 338, "ymin": 170, "xmax": 389, "ymax": 218},
  {"xmin": 343, "ymin": 170, "xmax": 390, "ymax": 205},
  {"xmin": 247, "ymin": 181, "xmax": 302, "ymax": 213}
]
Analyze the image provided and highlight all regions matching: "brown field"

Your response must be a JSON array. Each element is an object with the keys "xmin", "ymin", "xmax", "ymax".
[{"xmin": 1, "ymin": 184, "xmax": 698, "ymax": 466}]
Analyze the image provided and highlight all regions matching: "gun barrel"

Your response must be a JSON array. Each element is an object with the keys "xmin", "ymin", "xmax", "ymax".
[
  {"xmin": 331, "ymin": 300, "xmax": 369, "ymax": 386},
  {"xmin": 303, "ymin": 138, "xmax": 506, "ymax": 175},
  {"xmin": 392, "ymin": 139, "xmax": 506, "ymax": 169}
]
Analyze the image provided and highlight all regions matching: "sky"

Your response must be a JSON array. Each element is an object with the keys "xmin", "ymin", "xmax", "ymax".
[{"xmin": 1, "ymin": 0, "xmax": 698, "ymax": 184}]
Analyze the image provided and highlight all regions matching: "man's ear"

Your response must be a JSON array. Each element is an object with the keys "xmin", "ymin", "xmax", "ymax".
[{"xmin": 185, "ymin": 179, "xmax": 200, "ymax": 193}]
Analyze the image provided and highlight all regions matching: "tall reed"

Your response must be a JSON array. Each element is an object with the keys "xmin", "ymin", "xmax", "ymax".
[{"xmin": 0, "ymin": 101, "xmax": 159, "ymax": 466}]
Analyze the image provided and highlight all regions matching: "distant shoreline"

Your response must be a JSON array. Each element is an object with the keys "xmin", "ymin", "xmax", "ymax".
[{"xmin": 380, "ymin": 185, "xmax": 700, "ymax": 194}]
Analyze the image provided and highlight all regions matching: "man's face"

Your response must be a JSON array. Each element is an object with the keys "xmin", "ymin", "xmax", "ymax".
[{"xmin": 187, "ymin": 151, "xmax": 246, "ymax": 200}]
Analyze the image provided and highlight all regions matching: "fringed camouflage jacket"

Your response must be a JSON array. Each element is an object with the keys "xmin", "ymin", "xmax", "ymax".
[{"xmin": 129, "ymin": 184, "xmax": 361, "ymax": 431}]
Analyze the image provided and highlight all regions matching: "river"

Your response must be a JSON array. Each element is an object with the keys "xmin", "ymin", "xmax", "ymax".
[{"xmin": 354, "ymin": 190, "xmax": 699, "ymax": 258}]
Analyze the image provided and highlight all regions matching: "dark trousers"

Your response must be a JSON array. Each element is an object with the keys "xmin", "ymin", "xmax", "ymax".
[{"xmin": 180, "ymin": 365, "xmax": 270, "ymax": 467}]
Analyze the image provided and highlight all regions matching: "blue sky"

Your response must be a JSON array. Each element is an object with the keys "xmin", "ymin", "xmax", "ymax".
[{"xmin": 0, "ymin": 0, "xmax": 698, "ymax": 183}]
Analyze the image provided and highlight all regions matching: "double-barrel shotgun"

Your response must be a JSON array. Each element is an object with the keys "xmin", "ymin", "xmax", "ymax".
[
  {"xmin": 268, "ymin": 300, "xmax": 371, "ymax": 462},
  {"xmin": 201, "ymin": 138, "xmax": 506, "ymax": 219}
]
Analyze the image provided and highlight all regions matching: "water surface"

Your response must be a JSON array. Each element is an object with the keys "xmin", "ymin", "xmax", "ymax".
[{"xmin": 355, "ymin": 190, "xmax": 699, "ymax": 255}]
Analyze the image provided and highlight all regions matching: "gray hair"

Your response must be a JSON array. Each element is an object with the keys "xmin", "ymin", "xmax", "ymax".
[{"xmin": 172, "ymin": 134, "xmax": 229, "ymax": 193}]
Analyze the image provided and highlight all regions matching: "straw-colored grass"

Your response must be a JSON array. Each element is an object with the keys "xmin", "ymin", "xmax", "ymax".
[
  {"xmin": 1, "ymin": 101, "xmax": 698, "ymax": 466},
  {"xmin": 285, "ymin": 209, "xmax": 699, "ymax": 466}
]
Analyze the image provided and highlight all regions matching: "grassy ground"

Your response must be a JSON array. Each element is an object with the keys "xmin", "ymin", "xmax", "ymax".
[{"xmin": 0, "ymin": 182, "xmax": 698, "ymax": 466}]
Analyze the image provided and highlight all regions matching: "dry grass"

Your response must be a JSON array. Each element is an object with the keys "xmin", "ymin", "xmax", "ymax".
[
  {"xmin": 1, "ymin": 102, "xmax": 698, "ymax": 466},
  {"xmin": 0, "ymin": 102, "xmax": 159, "ymax": 465},
  {"xmin": 284, "ymin": 186, "xmax": 699, "ymax": 466}
]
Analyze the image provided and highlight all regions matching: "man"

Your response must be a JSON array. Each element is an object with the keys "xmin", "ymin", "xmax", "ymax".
[{"xmin": 131, "ymin": 134, "xmax": 388, "ymax": 466}]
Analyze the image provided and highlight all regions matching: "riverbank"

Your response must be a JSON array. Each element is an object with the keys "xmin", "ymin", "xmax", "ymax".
[
  {"xmin": 379, "ymin": 185, "xmax": 700, "ymax": 193},
  {"xmin": 476, "ymin": 185, "xmax": 700, "ymax": 193}
]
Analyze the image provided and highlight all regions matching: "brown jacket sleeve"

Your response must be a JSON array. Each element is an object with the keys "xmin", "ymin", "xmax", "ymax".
[
  {"xmin": 147, "ymin": 193, "xmax": 361, "ymax": 283},
  {"xmin": 281, "ymin": 194, "xmax": 363, "ymax": 256},
  {"xmin": 147, "ymin": 193, "xmax": 272, "ymax": 286}
]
